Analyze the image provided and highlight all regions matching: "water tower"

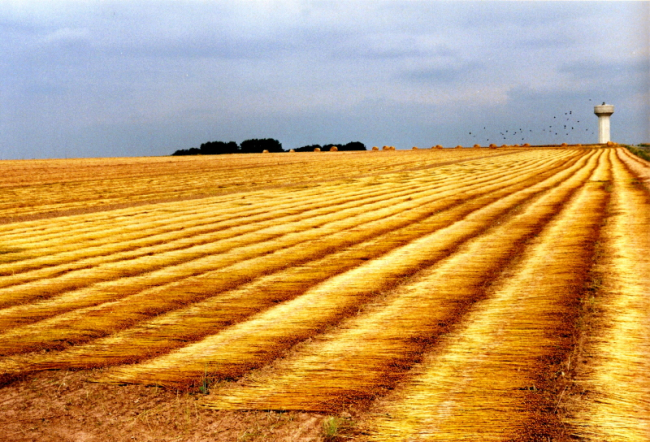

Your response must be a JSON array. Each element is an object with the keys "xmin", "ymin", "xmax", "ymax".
[{"xmin": 594, "ymin": 103, "xmax": 614, "ymax": 144}]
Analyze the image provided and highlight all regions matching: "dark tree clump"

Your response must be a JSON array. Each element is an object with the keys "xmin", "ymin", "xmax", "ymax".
[
  {"xmin": 295, "ymin": 141, "xmax": 366, "ymax": 152},
  {"xmin": 200, "ymin": 141, "xmax": 239, "ymax": 155},
  {"xmin": 171, "ymin": 138, "xmax": 366, "ymax": 156},
  {"xmin": 341, "ymin": 141, "xmax": 366, "ymax": 151},
  {"xmin": 171, "ymin": 147, "xmax": 201, "ymax": 156},
  {"xmin": 240, "ymin": 138, "xmax": 284, "ymax": 153},
  {"xmin": 294, "ymin": 144, "xmax": 323, "ymax": 152}
]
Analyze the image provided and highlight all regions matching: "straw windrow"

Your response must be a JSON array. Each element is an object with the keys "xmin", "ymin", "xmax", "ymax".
[
  {"xmin": 198, "ymin": 149, "xmax": 603, "ymax": 412},
  {"xmin": 0, "ymin": 177, "xmax": 418, "ymax": 305},
  {"xmin": 9, "ymin": 150, "xmax": 581, "ymax": 371},
  {"xmin": 4, "ymin": 147, "xmax": 643, "ymax": 440},
  {"xmin": 0, "ymin": 185, "xmax": 352, "ymax": 275},
  {"xmin": 95, "ymin": 151, "xmax": 597, "ymax": 388},
  {"xmin": 0, "ymin": 149, "xmax": 509, "ymax": 221},
  {"xmin": 566, "ymin": 148, "xmax": 650, "ymax": 440},
  {"xmin": 0, "ymin": 151, "xmax": 575, "ymax": 356},
  {"xmin": 359, "ymin": 149, "xmax": 611, "ymax": 440},
  {"xmin": 0, "ymin": 174, "xmax": 458, "ymax": 322}
]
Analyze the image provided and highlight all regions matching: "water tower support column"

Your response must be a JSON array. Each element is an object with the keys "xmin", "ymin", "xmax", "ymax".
[{"xmin": 594, "ymin": 103, "xmax": 614, "ymax": 144}]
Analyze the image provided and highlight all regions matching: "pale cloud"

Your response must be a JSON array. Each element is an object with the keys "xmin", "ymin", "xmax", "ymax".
[
  {"xmin": 0, "ymin": 0, "xmax": 648, "ymax": 159},
  {"xmin": 37, "ymin": 26, "xmax": 90, "ymax": 45}
]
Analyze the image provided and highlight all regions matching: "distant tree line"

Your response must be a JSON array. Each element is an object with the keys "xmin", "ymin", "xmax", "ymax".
[
  {"xmin": 171, "ymin": 139, "xmax": 366, "ymax": 156},
  {"xmin": 172, "ymin": 138, "xmax": 283, "ymax": 156},
  {"xmin": 293, "ymin": 141, "xmax": 366, "ymax": 152}
]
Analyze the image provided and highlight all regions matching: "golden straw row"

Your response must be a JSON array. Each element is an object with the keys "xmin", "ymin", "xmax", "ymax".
[
  {"xmin": 0, "ymin": 149, "xmax": 507, "ymax": 220},
  {"xmin": 0, "ymin": 150, "xmax": 562, "ymax": 310},
  {"xmin": 617, "ymin": 146, "xmax": 650, "ymax": 193},
  {"xmin": 0, "ymin": 150, "xmax": 582, "ymax": 375},
  {"xmin": 358, "ymin": 149, "xmax": 611, "ymax": 440},
  {"xmin": 0, "ymin": 149, "xmax": 559, "ymax": 255},
  {"xmin": 0, "ymin": 185, "xmax": 334, "ymax": 252},
  {"xmin": 199, "ymin": 149, "xmax": 605, "ymax": 413},
  {"xmin": 0, "ymin": 167, "xmax": 436, "ymax": 262},
  {"xmin": 0, "ymin": 148, "xmax": 516, "ymax": 243},
  {"xmin": 2, "ymin": 153, "xmax": 497, "ymax": 263},
  {"xmin": 0, "ymin": 150, "xmax": 574, "ymax": 357},
  {"xmin": 0, "ymin": 170, "xmax": 461, "ymax": 309},
  {"xmin": 93, "ymin": 150, "xmax": 596, "ymax": 389},
  {"xmin": 0, "ymin": 188, "xmax": 349, "ymax": 275},
  {"xmin": 566, "ymin": 148, "xmax": 650, "ymax": 440},
  {"xmin": 0, "ymin": 175, "xmax": 425, "ymax": 290},
  {"xmin": 0, "ymin": 148, "xmax": 518, "ymax": 235},
  {"xmin": 0, "ymin": 148, "xmax": 505, "ymax": 190}
]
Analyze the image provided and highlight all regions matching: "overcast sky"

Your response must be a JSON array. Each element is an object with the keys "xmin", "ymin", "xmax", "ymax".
[{"xmin": 1, "ymin": 1, "xmax": 648, "ymax": 159}]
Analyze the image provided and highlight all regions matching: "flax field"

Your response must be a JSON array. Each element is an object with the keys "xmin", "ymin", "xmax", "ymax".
[{"xmin": 1, "ymin": 146, "xmax": 648, "ymax": 441}]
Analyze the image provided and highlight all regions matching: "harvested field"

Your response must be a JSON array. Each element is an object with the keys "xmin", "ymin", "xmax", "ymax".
[{"xmin": 0, "ymin": 146, "xmax": 648, "ymax": 441}]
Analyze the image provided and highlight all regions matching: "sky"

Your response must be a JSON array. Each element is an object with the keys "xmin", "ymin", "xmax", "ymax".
[{"xmin": 1, "ymin": 1, "xmax": 648, "ymax": 159}]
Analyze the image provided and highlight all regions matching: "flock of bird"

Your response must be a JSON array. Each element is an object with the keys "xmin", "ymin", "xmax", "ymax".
[{"xmin": 467, "ymin": 99, "xmax": 600, "ymax": 146}]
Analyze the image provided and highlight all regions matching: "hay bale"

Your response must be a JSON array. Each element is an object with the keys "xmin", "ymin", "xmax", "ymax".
[
  {"xmin": 372, "ymin": 146, "xmax": 379, "ymax": 151},
  {"xmin": 606, "ymin": 141, "xmax": 615, "ymax": 146},
  {"xmin": 473, "ymin": 144, "xmax": 481, "ymax": 148},
  {"xmin": 314, "ymin": 147, "xmax": 321, "ymax": 152},
  {"xmin": 382, "ymin": 146, "xmax": 390, "ymax": 151},
  {"xmin": 262, "ymin": 149, "xmax": 269, "ymax": 153},
  {"xmin": 412, "ymin": 146, "xmax": 418, "ymax": 150},
  {"xmin": 289, "ymin": 149, "xmax": 295, "ymax": 153},
  {"xmin": 435, "ymin": 144, "xmax": 443, "ymax": 149},
  {"xmin": 523, "ymin": 143, "xmax": 530, "ymax": 147},
  {"xmin": 330, "ymin": 146, "xmax": 338, "ymax": 152},
  {"xmin": 489, "ymin": 144, "xmax": 497, "ymax": 148},
  {"xmin": 455, "ymin": 145, "xmax": 463, "ymax": 149},
  {"xmin": 561, "ymin": 142, "xmax": 568, "ymax": 147}
]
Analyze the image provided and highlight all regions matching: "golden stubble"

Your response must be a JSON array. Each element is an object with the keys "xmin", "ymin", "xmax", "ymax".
[{"xmin": 566, "ymin": 148, "xmax": 650, "ymax": 441}]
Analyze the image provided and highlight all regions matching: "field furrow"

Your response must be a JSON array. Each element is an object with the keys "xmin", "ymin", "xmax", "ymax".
[
  {"xmin": 0, "ymin": 179, "xmax": 423, "ymax": 298},
  {"xmin": 196, "ymin": 150, "xmax": 605, "ymax": 413},
  {"xmin": 0, "ymin": 151, "xmax": 576, "ymax": 356},
  {"xmin": 0, "ymin": 150, "xmax": 511, "ymax": 222},
  {"xmin": 358, "ymin": 149, "xmax": 611, "ymax": 440},
  {"xmin": 3, "ymin": 147, "xmax": 647, "ymax": 441},
  {"xmin": 0, "ymin": 151, "xmax": 583, "ymax": 372},
  {"xmin": 566, "ymin": 148, "xmax": 650, "ymax": 440},
  {"xmin": 618, "ymin": 147, "xmax": 650, "ymax": 192},
  {"xmin": 0, "ymin": 172, "xmax": 469, "ymax": 313},
  {"xmin": 0, "ymin": 187, "xmax": 337, "ymax": 268},
  {"xmin": 93, "ymin": 150, "xmax": 597, "ymax": 389}
]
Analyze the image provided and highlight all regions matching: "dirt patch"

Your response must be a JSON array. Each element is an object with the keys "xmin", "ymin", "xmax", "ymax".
[{"xmin": 0, "ymin": 369, "xmax": 332, "ymax": 441}]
